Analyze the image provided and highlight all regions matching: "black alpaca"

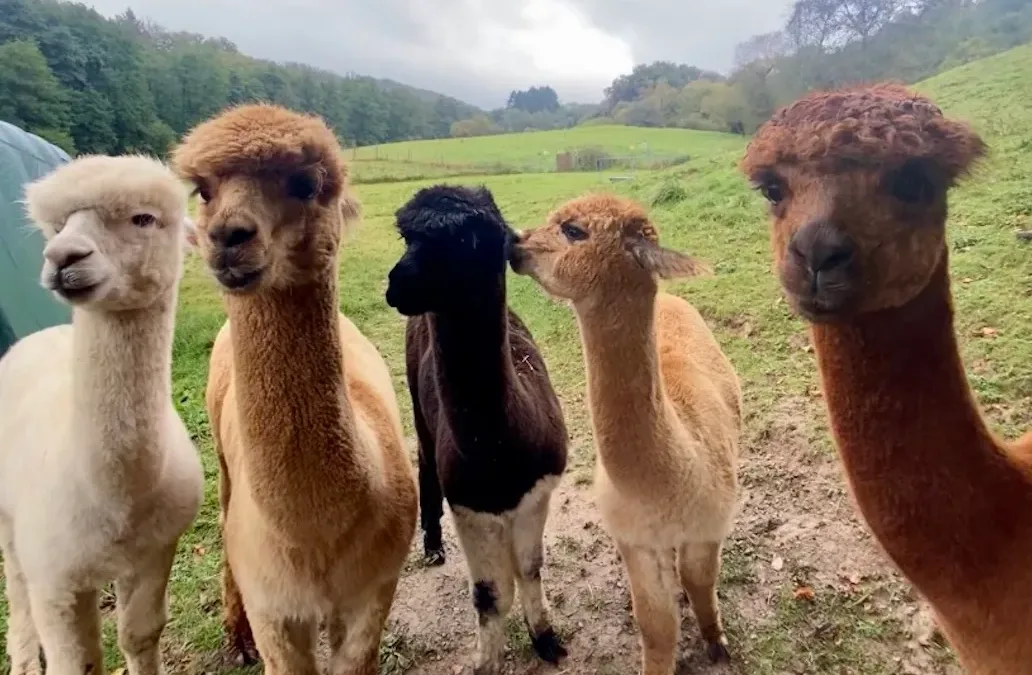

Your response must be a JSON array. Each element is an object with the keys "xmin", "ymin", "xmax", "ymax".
[{"xmin": 386, "ymin": 184, "xmax": 568, "ymax": 675}]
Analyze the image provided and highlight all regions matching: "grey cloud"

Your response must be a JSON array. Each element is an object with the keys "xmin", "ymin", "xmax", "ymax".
[
  {"xmin": 83, "ymin": 0, "xmax": 792, "ymax": 108},
  {"xmin": 567, "ymin": 0, "xmax": 796, "ymax": 72}
]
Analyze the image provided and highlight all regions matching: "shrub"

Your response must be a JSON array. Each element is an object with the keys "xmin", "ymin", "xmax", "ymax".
[{"xmin": 651, "ymin": 180, "xmax": 689, "ymax": 207}]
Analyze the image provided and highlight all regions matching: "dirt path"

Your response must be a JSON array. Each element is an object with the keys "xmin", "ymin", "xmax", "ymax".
[{"xmin": 381, "ymin": 396, "xmax": 962, "ymax": 675}]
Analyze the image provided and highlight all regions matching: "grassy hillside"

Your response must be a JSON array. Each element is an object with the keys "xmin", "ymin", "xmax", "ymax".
[
  {"xmin": 349, "ymin": 124, "xmax": 748, "ymax": 182},
  {"xmin": 2, "ymin": 43, "xmax": 1030, "ymax": 675}
]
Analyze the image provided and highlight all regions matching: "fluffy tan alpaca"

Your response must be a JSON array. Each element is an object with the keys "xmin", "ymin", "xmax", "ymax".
[
  {"xmin": 0, "ymin": 155, "xmax": 204, "ymax": 675},
  {"xmin": 171, "ymin": 104, "xmax": 418, "ymax": 675},
  {"xmin": 511, "ymin": 193, "xmax": 742, "ymax": 675}
]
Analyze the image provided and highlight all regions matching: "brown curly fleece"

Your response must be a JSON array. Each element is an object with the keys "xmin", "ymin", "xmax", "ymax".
[
  {"xmin": 171, "ymin": 103, "xmax": 347, "ymax": 207},
  {"xmin": 741, "ymin": 82, "xmax": 987, "ymax": 180},
  {"xmin": 742, "ymin": 83, "xmax": 1032, "ymax": 675}
]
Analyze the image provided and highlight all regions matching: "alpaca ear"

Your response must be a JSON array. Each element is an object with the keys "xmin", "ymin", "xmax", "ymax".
[
  {"xmin": 626, "ymin": 235, "xmax": 711, "ymax": 279},
  {"xmin": 182, "ymin": 216, "xmax": 198, "ymax": 252},
  {"xmin": 340, "ymin": 194, "xmax": 361, "ymax": 222}
]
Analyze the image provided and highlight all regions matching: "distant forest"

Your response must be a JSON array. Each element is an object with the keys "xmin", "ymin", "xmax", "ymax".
[
  {"xmin": 474, "ymin": 0, "xmax": 1032, "ymax": 136},
  {"xmin": 1, "ymin": 0, "xmax": 1030, "ymax": 155},
  {"xmin": 0, "ymin": 0, "xmax": 480, "ymax": 155}
]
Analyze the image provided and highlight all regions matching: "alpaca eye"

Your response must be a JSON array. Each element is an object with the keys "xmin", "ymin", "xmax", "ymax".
[
  {"xmin": 131, "ymin": 213, "xmax": 156, "ymax": 227},
  {"xmin": 760, "ymin": 180, "xmax": 785, "ymax": 205},
  {"xmin": 561, "ymin": 222, "xmax": 589, "ymax": 242},
  {"xmin": 889, "ymin": 161, "xmax": 937, "ymax": 204},
  {"xmin": 194, "ymin": 185, "xmax": 211, "ymax": 203},
  {"xmin": 286, "ymin": 173, "xmax": 317, "ymax": 201}
]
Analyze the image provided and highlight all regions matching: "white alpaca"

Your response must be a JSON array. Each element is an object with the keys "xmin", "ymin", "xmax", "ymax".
[{"xmin": 0, "ymin": 155, "xmax": 204, "ymax": 675}]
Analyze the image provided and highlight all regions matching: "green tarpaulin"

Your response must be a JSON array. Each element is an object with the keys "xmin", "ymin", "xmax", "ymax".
[{"xmin": 0, "ymin": 120, "xmax": 72, "ymax": 359}]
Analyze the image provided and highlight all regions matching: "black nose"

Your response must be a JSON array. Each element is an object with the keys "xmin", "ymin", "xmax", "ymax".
[
  {"xmin": 209, "ymin": 224, "xmax": 256, "ymax": 248},
  {"xmin": 790, "ymin": 221, "xmax": 856, "ymax": 275}
]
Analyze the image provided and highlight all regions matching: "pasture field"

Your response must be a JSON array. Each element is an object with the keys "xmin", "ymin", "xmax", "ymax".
[
  {"xmin": 347, "ymin": 125, "xmax": 748, "ymax": 183},
  {"xmin": 2, "ymin": 42, "xmax": 1031, "ymax": 675}
]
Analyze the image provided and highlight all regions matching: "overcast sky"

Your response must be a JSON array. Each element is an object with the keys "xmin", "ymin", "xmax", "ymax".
[{"xmin": 82, "ymin": 0, "xmax": 796, "ymax": 109}]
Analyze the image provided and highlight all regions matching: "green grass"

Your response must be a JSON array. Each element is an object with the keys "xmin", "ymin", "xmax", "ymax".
[
  {"xmin": 348, "ymin": 124, "xmax": 747, "ymax": 182},
  {"xmin": 3, "ymin": 41, "xmax": 1032, "ymax": 675}
]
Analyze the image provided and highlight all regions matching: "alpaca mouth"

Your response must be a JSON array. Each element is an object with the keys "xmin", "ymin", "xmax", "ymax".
[
  {"xmin": 215, "ymin": 266, "xmax": 265, "ymax": 292},
  {"xmin": 790, "ymin": 293, "xmax": 857, "ymax": 323},
  {"xmin": 54, "ymin": 282, "xmax": 100, "ymax": 302},
  {"xmin": 45, "ymin": 272, "xmax": 102, "ymax": 303},
  {"xmin": 508, "ymin": 246, "xmax": 529, "ymax": 274}
]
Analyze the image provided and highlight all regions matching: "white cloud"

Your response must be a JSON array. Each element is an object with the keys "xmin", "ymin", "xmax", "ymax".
[{"xmin": 78, "ymin": 0, "xmax": 790, "ymax": 108}]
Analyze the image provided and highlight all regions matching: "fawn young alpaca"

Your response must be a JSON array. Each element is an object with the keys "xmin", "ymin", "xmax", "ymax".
[
  {"xmin": 172, "ymin": 104, "xmax": 418, "ymax": 675},
  {"xmin": 0, "ymin": 155, "xmax": 203, "ymax": 675},
  {"xmin": 741, "ymin": 83, "xmax": 1032, "ymax": 675},
  {"xmin": 511, "ymin": 194, "xmax": 742, "ymax": 675},
  {"xmin": 385, "ymin": 184, "xmax": 568, "ymax": 675}
]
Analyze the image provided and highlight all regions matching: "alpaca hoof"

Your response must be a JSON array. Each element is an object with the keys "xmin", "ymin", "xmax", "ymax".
[
  {"xmin": 706, "ymin": 637, "xmax": 731, "ymax": 663},
  {"xmin": 530, "ymin": 626, "xmax": 567, "ymax": 665},
  {"xmin": 229, "ymin": 635, "xmax": 260, "ymax": 666},
  {"xmin": 424, "ymin": 547, "xmax": 446, "ymax": 566}
]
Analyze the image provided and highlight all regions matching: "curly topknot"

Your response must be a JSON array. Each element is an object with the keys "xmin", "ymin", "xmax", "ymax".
[
  {"xmin": 550, "ymin": 193, "xmax": 657, "ymax": 241},
  {"xmin": 395, "ymin": 184, "xmax": 509, "ymax": 240},
  {"xmin": 25, "ymin": 154, "xmax": 187, "ymax": 238},
  {"xmin": 171, "ymin": 103, "xmax": 347, "ymax": 205},
  {"xmin": 741, "ymin": 83, "xmax": 986, "ymax": 183}
]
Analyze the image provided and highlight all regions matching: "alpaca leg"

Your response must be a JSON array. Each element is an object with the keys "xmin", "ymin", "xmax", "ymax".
[
  {"xmin": 618, "ymin": 542, "xmax": 679, "ymax": 675},
  {"xmin": 511, "ymin": 487, "xmax": 565, "ymax": 664},
  {"xmin": 115, "ymin": 543, "xmax": 177, "ymax": 675},
  {"xmin": 247, "ymin": 613, "xmax": 317, "ymax": 675},
  {"xmin": 217, "ymin": 450, "xmax": 257, "ymax": 665},
  {"xmin": 28, "ymin": 586, "xmax": 103, "ymax": 675},
  {"xmin": 678, "ymin": 541, "xmax": 729, "ymax": 662},
  {"xmin": 2, "ymin": 545, "xmax": 42, "ymax": 675},
  {"xmin": 452, "ymin": 507, "xmax": 515, "ymax": 675},
  {"xmin": 412, "ymin": 393, "xmax": 445, "ymax": 565},
  {"xmin": 326, "ymin": 577, "xmax": 400, "ymax": 675}
]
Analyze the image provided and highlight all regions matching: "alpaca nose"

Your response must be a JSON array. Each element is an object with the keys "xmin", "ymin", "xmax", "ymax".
[
  {"xmin": 790, "ymin": 221, "xmax": 857, "ymax": 277},
  {"xmin": 209, "ymin": 223, "xmax": 256, "ymax": 248},
  {"xmin": 43, "ymin": 239, "xmax": 94, "ymax": 271}
]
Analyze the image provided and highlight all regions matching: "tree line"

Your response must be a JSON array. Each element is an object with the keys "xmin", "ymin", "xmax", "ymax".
[
  {"xmin": 0, "ymin": 0, "xmax": 480, "ymax": 156},
  {"xmin": 451, "ymin": 0, "xmax": 1032, "ymax": 137},
  {"xmin": 2, "ymin": 0, "xmax": 1029, "ymax": 153}
]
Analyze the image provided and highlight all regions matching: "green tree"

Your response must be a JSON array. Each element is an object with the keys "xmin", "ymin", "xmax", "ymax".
[
  {"xmin": 0, "ymin": 39, "xmax": 75, "ymax": 152},
  {"xmin": 450, "ymin": 114, "xmax": 500, "ymax": 137}
]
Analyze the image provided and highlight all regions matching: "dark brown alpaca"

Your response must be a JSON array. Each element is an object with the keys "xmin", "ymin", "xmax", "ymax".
[
  {"xmin": 741, "ymin": 83, "xmax": 1032, "ymax": 675},
  {"xmin": 385, "ymin": 184, "xmax": 568, "ymax": 675}
]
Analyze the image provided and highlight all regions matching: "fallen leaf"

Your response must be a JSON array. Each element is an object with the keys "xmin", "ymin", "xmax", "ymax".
[
  {"xmin": 192, "ymin": 544, "xmax": 206, "ymax": 557},
  {"xmin": 849, "ymin": 572, "xmax": 862, "ymax": 585},
  {"xmin": 962, "ymin": 277, "xmax": 973, "ymax": 284},
  {"xmin": 979, "ymin": 327, "xmax": 999, "ymax": 337},
  {"xmin": 771, "ymin": 555, "xmax": 784, "ymax": 571},
  {"xmin": 794, "ymin": 586, "xmax": 815, "ymax": 602}
]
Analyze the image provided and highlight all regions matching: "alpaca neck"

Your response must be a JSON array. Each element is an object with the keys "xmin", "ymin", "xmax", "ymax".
[
  {"xmin": 72, "ymin": 294, "xmax": 177, "ymax": 492},
  {"xmin": 811, "ymin": 252, "xmax": 1031, "ymax": 590},
  {"xmin": 430, "ymin": 281, "xmax": 513, "ymax": 429},
  {"xmin": 575, "ymin": 288, "xmax": 673, "ymax": 481},
  {"xmin": 226, "ymin": 272, "xmax": 362, "ymax": 520}
]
